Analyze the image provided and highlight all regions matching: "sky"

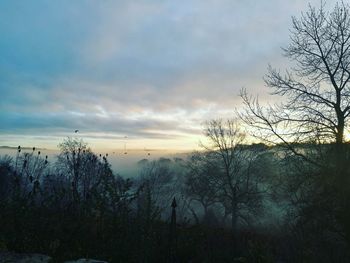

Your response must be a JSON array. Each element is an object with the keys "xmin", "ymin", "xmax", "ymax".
[{"xmin": 0, "ymin": 0, "xmax": 337, "ymax": 151}]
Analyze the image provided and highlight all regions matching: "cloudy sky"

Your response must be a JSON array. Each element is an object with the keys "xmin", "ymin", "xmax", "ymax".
[{"xmin": 0, "ymin": 0, "xmax": 336, "ymax": 150}]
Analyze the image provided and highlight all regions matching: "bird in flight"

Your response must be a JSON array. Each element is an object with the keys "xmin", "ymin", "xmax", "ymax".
[{"xmin": 74, "ymin": 130, "xmax": 79, "ymax": 133}]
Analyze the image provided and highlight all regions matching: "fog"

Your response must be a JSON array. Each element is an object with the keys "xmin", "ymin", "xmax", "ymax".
[{"xmin": 0, "ymin": 147, "xmax": 189, "ymax": 178}]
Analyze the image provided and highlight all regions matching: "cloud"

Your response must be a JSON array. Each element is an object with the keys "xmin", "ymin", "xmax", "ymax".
[{"xmin": 0, "ymin": 0, "xmax": 339, "ymax": 149}]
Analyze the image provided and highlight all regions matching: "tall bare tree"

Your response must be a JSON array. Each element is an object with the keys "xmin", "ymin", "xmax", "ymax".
[
  {"xmin": 240, "ymin": 3, "xmax": 350, "ymax": 255},
  {"xmin": 241, "ymin": 2, "xmax": 350, "ymax": 147},
  {"xmin": 201, "ymin": 119, "xmax": 265, "ymax": 232}
]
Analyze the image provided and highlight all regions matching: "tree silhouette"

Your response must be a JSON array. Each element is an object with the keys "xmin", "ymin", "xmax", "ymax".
[
  {"xmin": 241, "ymin": 2, "xmax": 350, "ymax": 147},
  {"xmin": 201, "ymin": 119, "xmax": 266, "ymax": 232},
  {"xmin": 240, "ymin": 3, "xmax": 350, "ymax": 258}
]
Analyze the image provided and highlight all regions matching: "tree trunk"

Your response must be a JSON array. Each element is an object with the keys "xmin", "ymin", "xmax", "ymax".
[
  {"xmin": 335, "ymin": 97, "xmax": 345, "ymax": 144},
  {"xmin": 231, "ymin": 201, "xmax": 237, "ymax": 233},
  {"xmin": 336, "ymin": 116, "xmax": 345, "ymax": 144}
]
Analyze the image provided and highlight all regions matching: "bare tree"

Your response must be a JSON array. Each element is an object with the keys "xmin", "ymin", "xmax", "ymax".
[
  {"xmin": 240, "ymin": 3, "xmax": 350, "ymax": 254},
  {"xmin": 56, "ymin": 137, "xmax": 112, "ymax": 206},
  {"xmin": 184, "ymin": 152, "xmax": 220, "ymax": 221},
  {"xmin": 241, "ymin": 2, "xmax": 350, "ymax": 148},
  {"xmin": 137, "ymin": 159, "xmax": 177, "ymax": 220},
  {"xmin": 201, "ymin": 119, "xmax": 266, "ymax": 232}
]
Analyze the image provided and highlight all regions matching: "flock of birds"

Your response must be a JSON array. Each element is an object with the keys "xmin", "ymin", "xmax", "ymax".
[{"xmin": 73, "ymin": 130, "xmax": 151, "ymax": 156}]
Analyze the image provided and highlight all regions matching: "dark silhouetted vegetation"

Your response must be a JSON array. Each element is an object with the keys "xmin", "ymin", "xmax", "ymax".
[{"xmin": 2, "ymin": 1, "xmax": 350, "ymax": 262}]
